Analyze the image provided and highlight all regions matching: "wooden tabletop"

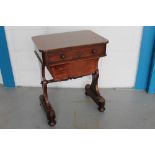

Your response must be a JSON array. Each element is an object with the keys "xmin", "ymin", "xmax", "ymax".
[{"xmin": 32, "ymin": 30, "xmax": 109, "ymax": 52}]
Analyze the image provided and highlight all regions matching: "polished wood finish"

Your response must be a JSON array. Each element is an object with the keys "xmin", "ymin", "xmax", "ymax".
[
  {"xmin": 45, "ymin": 44, "xmax": 106, "ymax": 65},
  {"xmin": 32, "ymin": 30, "xmax": 109, "ymax": 126},
  {"xmin": 85, "ymin": 69, "xmax": 105, "ymax": 112},
  {"xmin": 47, "ymin": 58, "xmax": 99, "ymax": 81},
  {"xmin": 32, "ymin": 30, "xmax": 108, "ymax": 52}
]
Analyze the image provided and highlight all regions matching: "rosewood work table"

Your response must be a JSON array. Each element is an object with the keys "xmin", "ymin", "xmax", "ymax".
[{"xmin": 32, "ymin": 30, "xmax": 109, "ymax": 126}]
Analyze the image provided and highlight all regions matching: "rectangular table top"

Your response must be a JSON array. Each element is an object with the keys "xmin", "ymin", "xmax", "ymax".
[{"xmin": 32, "ymin": 30, "xmax": 109, "ymax": 52}]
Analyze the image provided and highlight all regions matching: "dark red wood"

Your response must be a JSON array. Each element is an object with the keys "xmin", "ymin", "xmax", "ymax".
[
  {"xmin": 47, "ymin": 58, "xmax": 99, "ymax": 81},
  {"xmin": 85, "ymin": 69, "xmax": 105, "ymax": 112},
  {"xmin": 32, "ymin": 30, "xmax": 109, "ymax": 52},
  {"xmin": 45, "ymin": 44, "xmax": 106, "ymax": 65},
  {"xmin": 32, "ymin": 30, "xmax": 109, "ymax": 127}
]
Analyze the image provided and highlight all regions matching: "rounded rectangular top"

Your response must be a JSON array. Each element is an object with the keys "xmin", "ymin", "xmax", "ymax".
[{"xmin": 32, "ymin": 30, "xmax": 109, "ymax": 52}]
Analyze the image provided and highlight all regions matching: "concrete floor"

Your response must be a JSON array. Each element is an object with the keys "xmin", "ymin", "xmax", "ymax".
[{"xmin": 0, "ymin": 85, "xmax": 155, "ymax": 129}]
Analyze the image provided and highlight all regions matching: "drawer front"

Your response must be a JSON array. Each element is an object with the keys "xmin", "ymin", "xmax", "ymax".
[
  {"xmin": 47, "ymin": 58, "xmax": 99, "ymax": 81},
  {"xmin": 45, "ymin": 44, "xmax": 106, "ymax": 65}
]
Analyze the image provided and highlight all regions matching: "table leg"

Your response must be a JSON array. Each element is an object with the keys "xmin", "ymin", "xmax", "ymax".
[
  {"xmin": 39, "ymin": 65, "xmax": 56, "ymax": 126},
  {"xmin": 85, "ymin": 69, "xmax": 105, "ymax": 112}
]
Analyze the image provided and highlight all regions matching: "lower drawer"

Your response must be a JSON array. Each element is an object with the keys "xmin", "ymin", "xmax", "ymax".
[{"xmin": 47, "ymin": 58, "xmax": 99, "ymax": 81}]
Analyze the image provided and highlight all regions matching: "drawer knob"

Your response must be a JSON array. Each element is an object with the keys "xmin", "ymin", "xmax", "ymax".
[
  {"xmin": 92, "ymin": 49, "xmax": 97, "ymax": 54},
  {"xmin": 60, "ymin": 54, "xmax": 65, "ymax": 59}
]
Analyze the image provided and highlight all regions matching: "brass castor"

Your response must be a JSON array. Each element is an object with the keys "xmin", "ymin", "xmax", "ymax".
[
  {"xmin": 48, "ymin": 119, "xmax": 56, "ymax": 126},
  {"xmin": 98, "ymin": 106, "xmax": 105, "ymax": 112},
  {"xmin": 47, "ymin": 111, "xmax": 56, "ymax": 127}
]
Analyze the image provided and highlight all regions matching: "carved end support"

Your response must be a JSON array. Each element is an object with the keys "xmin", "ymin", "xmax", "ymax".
[
  {"xmin": 39, "ymin": 95, "xmax": 56, "ymax": 126},
  {"xmin": 85, "ymin": 84, "xmax": 105, "ymax": 112},
  {"xmin": 85, "ymin": 70, "xmax": 105, "ymax": 112}
]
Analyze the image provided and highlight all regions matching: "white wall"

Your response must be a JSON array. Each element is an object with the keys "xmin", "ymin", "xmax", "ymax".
[
  {"xmin": 5, "ymin": 26, "xmax": 142, "ymax": 88},
  {"xmin": 0, "ymin": 70, "xmax": 2, "ymax": 84}
]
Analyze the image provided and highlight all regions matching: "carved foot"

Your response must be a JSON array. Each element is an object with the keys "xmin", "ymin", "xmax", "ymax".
[
  {"xmin": 39, "ymin": 95, "xmax": 56, "ymax": 126},
  {"xmin": 85, "ymin": 84, "xmax": 105, "ymax": 112}
]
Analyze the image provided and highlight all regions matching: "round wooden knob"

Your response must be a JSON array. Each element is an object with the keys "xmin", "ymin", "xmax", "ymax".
[
  {"xmin": 60, "ymin": 54, "xmax": 65, "ymax": 59},
  {"xmin": 92, "ymin": 49, "xmax": 97, "ymax": 54}
]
